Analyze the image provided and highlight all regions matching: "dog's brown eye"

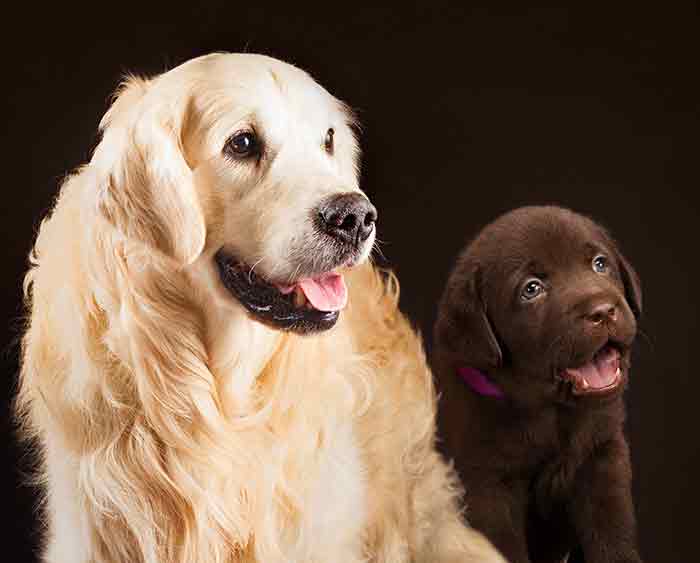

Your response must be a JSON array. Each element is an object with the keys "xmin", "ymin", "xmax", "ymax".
[
  {"xmin": 324, "ymin": 128, "xmax": 334, "ymax": 154},
  {"xmin": 592, "ymin": 255, "xmax": 608, "ymax": 274},
  {"xmin": 521, "ymin": 278, "xmax": 544, "ymax": 301},
  {"xmin": 224, "ymin": 130, "xmax": 260, "ymax": 158}
]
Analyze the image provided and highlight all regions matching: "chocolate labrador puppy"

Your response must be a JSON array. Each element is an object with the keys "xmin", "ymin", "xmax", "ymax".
[{"xmin": 433, "ymin": 206, "xmax": 643, "ymax": 563}]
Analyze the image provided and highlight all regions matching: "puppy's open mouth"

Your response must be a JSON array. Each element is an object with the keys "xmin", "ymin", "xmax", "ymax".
[
  {"xmin": 558, "ymin": 342, "xmax": 624, "ymax": 396},
  {"xmin": 214, "ymin": 250, "xmax": 347, "ymax": 334}
]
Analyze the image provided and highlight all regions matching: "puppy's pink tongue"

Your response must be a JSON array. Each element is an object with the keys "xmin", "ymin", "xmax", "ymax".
[
  {"xmin": 566, "ymin": 347, "xmax": 620, "ymax": 389},
  {"xmin": 298, "ymin": 273, "xmax": 347, "ymax": 312}
]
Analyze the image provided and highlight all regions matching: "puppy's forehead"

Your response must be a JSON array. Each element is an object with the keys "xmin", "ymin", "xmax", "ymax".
[{"xmin": 475, "ymin": 206, "xmax": 610, "ymax": 275}]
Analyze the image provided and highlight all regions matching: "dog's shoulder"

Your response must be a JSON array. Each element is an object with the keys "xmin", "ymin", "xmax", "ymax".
[{"xmin": 344, "ymin": 261, "xmax": 437, "ymax": 454}]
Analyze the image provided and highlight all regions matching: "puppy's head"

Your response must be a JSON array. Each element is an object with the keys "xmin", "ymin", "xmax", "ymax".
[
  {"xmin": 434, "ymin": 206, "xmax": 642, "ymax": 406},
  {"xmin": 93, "ymin": 53, "xmax": 375, "ymax": 334}
]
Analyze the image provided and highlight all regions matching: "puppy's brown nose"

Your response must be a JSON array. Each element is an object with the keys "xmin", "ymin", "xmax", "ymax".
[
  {"xmin": 318, "ymin": 193, "xmax": 377, "ymax": 246},
  {"xmin": 586, "ymin": 302, "xmax": 618, "ymax": 325}
]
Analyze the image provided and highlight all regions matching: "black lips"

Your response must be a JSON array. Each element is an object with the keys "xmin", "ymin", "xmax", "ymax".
[{"xmin": 214, "ymin": 250, "xmax": 339, "ymax": 334}]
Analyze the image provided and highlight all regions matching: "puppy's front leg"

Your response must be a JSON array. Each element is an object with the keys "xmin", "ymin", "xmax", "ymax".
[
  {"xmin": 464, "ymin": 481, "xmax": 532, "ymax": 563},
  {"xmin": 569, "ymin": 437, "xmax": 642, "ymax": 563}
]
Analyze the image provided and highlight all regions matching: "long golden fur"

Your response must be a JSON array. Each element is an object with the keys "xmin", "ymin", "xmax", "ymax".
[{"xmin": 17, "ymin": 53, "xmax": 503, "ymax": 563}]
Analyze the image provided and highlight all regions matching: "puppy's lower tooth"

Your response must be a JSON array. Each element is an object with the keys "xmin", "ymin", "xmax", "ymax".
[
  {"xmin": 615, "ymin": 367, "xmax": 621, "ymax": 376},
  {"xmin": 581, "ymin": 378, "xmax": 589, "ymax": 389}
]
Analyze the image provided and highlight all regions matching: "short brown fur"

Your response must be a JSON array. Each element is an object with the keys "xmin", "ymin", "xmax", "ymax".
[{"xmin": 433, "ymin": 206, "xmax": 643, "ymax": 563}]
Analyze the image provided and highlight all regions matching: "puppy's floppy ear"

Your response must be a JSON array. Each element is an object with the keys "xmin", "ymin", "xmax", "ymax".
[
  {"xmin": 616, "ymin": 250, "xmax": 643, "ymax": 318},
  {"xmin": 94, "ymin": 75, "xmax": 205, "ymax": 266},
  {"xmin": 435, "ymin": 261, "xmax": 503, "ymax": 370}
]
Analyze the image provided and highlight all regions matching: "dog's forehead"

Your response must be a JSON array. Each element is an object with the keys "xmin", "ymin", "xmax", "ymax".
[
  {"xmin": 201, "ymin": 54, "xmax": 341, "ymax": 127},
  {"xmin": 166, "ymin": 53, "xmax": 354, "ymax": 160}
]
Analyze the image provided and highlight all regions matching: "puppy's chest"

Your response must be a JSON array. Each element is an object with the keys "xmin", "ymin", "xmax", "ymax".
[
  {"xmin": 534, "ymin": 454, "xmax": 581, "ymax": 510},
  {"xmin": 532, "ymin": 416, "xmax": 606, "ymax": 508}
]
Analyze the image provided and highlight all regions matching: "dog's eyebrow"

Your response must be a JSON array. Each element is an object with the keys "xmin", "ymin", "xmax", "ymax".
[
  {"xmin": 338, "ymin": 101, "xmax": 361, "ymax": 132},
  {"xmin": 268, "ymin": 69, "xmax": 285, "ymax": 93},
  {"xmin": 245, "ymin": 114, "xmax": 279, "ymax": 174}
]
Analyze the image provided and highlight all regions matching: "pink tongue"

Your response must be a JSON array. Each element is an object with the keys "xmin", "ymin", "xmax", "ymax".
[
  {"xmin": 571, "ymin": 364, "xmax": 612, "ymax": 388},
  {"xmin": 568, "ymin": 348, "xmax": 620, "ymax": 389},
  {"xmin": 298, "ymin": 273, "xmax": 348, "ymax": 312}
]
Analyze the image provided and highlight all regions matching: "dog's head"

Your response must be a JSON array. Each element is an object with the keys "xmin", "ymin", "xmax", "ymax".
[
  {"xmin": 434, "ymin": 206, "xmax": 642, "ymax": 407},
  {"xmin": 92, "ymin": 53, "xmax": 375, "ymax": 334}
]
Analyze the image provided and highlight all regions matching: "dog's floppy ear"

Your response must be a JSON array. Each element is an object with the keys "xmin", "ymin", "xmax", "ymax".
[
  {"xmin": 94, "ymin": 75, "xmax": 205, "ymax": 266},
  {"xmin": 616, "ymin": 250, "xmax": 643, "ymax": 319},
  {"xmin": 435, "ymin": 261, "xmax": 503, "ymax": 370}
]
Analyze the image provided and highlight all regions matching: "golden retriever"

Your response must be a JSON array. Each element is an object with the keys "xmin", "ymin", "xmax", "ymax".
[{"xmin": 16, "ymin": 53, "xmax": 503, "ymax": 563}]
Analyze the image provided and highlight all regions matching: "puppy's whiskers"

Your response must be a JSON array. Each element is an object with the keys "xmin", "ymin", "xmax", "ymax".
[
  {"xmin": 547, "ymin": 332, "xmax": 577, "ymax": 376},
  {"xmin": 545, "ymin": 334, "xmax": 566, "ymax": 361},
  {"xmin": 637, "ymin": 326, "xmax": 655, "ymax": 353}
]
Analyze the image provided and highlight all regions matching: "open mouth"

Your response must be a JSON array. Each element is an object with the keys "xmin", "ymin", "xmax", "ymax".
[
  {"xmin": 558, "ymin": 342, "xmax": 624, "ymax": 396},
  {"xmin": 214, "ymin": 250, "xmax": 348, "ymax": 334}
]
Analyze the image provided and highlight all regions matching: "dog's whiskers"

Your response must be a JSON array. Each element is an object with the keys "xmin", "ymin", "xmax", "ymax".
[
  {"xmin": 372, "ymin": 238, "xmax": 387, "ymax": 261},
  {"xmin": 248, "ymin": 258, "xmax": 264, "ymax": 283},
  {"xmin": 287, "ymin": 263, "xmax": 302, "ymax": 285}
]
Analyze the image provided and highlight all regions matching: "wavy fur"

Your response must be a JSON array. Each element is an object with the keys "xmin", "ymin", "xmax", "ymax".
[{"xmin": 16, "ymin": 53, "xmax": 503, "ymax": 563}]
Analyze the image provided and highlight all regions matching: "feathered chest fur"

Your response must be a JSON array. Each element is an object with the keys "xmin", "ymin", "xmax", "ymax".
[{"xmin": 195, "ymin": 322, "xmax": 372, "ymax": 562}]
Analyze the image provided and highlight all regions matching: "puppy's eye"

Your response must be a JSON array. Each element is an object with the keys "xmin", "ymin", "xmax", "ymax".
[
  {"xmin": 592, "ymin": 254, "xmax": 609, "ymax": 274},
  {"xmin": 224, "ymin": 130, "xmax": 260, "ymax": 159},
  {"xmin": 324, "ymin": 128, "xmax": 334, "ymax": 154},
  {"xmin": 521, "ymin": 278, "xmax": 545, "ymax": 301}
]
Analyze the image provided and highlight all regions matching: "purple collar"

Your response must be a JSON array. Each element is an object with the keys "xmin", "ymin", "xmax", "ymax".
[{"xmin": 457, "ymin": 366, "xmax": 505, "ymax": 399}]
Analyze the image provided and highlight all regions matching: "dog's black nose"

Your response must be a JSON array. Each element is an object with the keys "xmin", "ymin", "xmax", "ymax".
[
  {"xmin": 586, "ymin": 302, "xmax": 618, "ymax": 325},
  {"xmin": 318, "ymin": 193, "xmax": 377, "ymax": 245}
]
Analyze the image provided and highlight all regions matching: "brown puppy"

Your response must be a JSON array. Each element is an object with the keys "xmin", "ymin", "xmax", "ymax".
[{"xmin": 433, "ymin": 206, "xmax": 643, "ymax": 563}]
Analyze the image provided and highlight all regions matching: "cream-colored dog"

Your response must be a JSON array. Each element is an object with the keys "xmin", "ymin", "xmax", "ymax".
[{"xmin": 17, "ymin": 53, "xmax": 503, "ymax": 563}]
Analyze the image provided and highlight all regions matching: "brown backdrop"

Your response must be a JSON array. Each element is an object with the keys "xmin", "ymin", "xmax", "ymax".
[{"xmin": 2, "ymin": 4, "xmax": 698, "ymax": 561}]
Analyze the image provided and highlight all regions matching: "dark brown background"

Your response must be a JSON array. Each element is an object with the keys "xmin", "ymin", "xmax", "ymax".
[{"xmin": 2, "ymin": 4, "xmax": 698, "ymax": 561}]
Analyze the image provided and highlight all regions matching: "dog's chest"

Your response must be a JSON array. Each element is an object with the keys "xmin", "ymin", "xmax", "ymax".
[{"xmin": 287, "ymin": 421, "xmax": 368, "ymax": 561}]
